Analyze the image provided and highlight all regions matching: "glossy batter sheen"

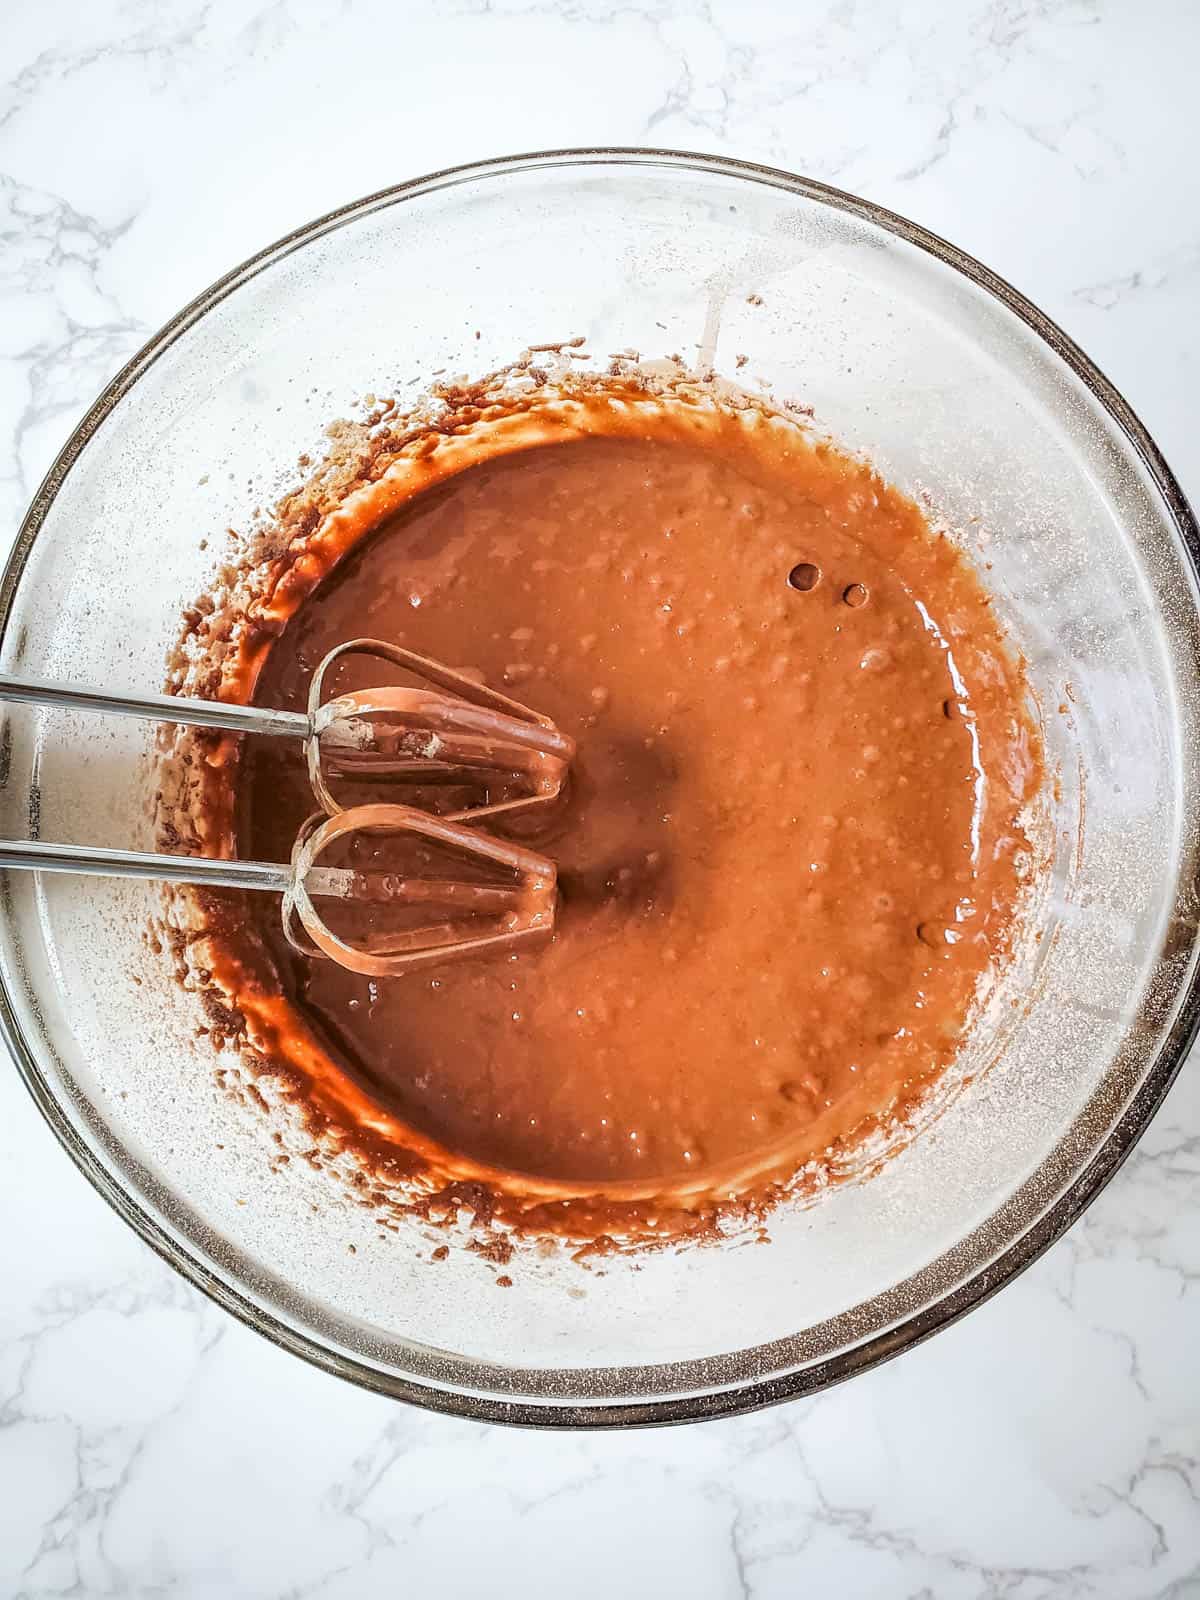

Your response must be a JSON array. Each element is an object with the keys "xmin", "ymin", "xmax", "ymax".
[{"xmin": 229, "ymin": 414, "xmax": 1040, "ymax": 1196}]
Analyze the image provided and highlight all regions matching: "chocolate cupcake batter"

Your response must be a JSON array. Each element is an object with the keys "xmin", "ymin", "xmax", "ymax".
[{"xmin": 167, "ymin": 367, "xmax": 1043, "ymax": 1242}]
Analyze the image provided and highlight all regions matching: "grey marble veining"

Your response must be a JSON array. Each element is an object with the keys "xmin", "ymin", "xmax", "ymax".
[{"xmin": 1, "ymin": 2, "xmax": 1199, "ymax": 1595}]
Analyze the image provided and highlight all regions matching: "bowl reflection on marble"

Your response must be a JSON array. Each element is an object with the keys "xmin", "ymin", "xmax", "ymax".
[{"xmin": 3, "ymin": 149, "xmax": 1198, "ymax": 1426}]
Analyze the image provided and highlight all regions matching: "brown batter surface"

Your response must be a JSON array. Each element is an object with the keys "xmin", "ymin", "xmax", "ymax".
[{"xmin": 165, "ymin": 369, "xmax": 1043, "ymax": 1242}]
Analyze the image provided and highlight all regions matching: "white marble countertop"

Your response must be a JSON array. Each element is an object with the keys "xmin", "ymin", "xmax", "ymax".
[{"xmin": 2, "ymin": 3, "xmax": 1199, "ymax": 1595}]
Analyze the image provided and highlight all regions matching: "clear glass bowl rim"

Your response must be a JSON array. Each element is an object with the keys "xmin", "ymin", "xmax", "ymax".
[{"xmin": 6, "ymin": 146, "xmax": 1199, "ymax": 1428}]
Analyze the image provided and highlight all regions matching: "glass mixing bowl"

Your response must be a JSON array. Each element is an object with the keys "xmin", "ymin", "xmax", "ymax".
[{"xmin": 5, "ymin": 150, "xmax": 1199, "ymax": 1427}]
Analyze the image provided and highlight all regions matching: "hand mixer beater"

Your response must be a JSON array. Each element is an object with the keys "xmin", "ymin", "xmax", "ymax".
[{"xmin": 0, "ymin": 639, "xmax": 575, "ymax": 977}]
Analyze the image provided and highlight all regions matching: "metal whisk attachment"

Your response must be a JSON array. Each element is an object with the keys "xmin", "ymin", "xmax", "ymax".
[
  {"xmin": 0, "ymin": 639, "xmax": 574, "ymax": 977},
  {"xmin": 302, "ymin": 639, "xmax": 574, "ymax": 822},
  {"xmin": 282, "ymin": 803, "xmax": 557, "ymax": 975}
]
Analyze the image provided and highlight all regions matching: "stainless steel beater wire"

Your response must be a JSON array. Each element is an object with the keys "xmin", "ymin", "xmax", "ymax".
[
  {"xmin": 0, "ymin": 838, "xmax": 354, "ymax": 897},
  {"xmin": 0, "ymin": 674, "xmax": 327, "ymax": 887},
  {"xmin": 0, "ymin": 672, "xmax": 310, "ymax": 740}
]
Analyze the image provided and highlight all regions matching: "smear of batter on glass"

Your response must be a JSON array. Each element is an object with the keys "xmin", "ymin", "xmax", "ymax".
[{"xmin": 157, "ymin": 359, "xmax": 1045, "ymax": 1252}]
